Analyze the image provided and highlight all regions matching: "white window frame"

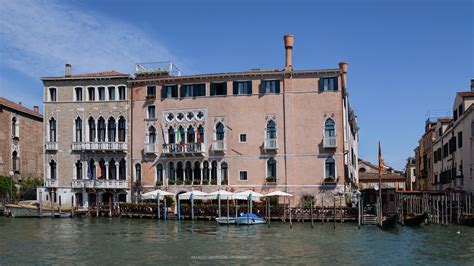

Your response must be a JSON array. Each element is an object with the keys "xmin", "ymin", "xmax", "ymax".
[
  {"xmin": 239, "ymin": 170, "xmax": 248, "ymax": 181},
  {"xmin": 239, "ymin": 133, "xmax": 247, "ymax": 143},
  {"xmin": 74, "ymin": 87, "xmax": 84, "ymax": 102}
]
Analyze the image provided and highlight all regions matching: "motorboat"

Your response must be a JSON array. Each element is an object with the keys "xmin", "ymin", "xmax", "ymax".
[
  {"xmin": 235, "ymin": 213, "xmax": 266, "ymax": 225},
  {"xmin": 402, "ymin": 213, "xmax": 427, "ymax": 226},
  {"xmin": 4, "ymin": 201, "xmax": 52, "ymax": 217},
  {"xmin": 215, "ymin": 217, "xmax": 236, "ymax": 225}
]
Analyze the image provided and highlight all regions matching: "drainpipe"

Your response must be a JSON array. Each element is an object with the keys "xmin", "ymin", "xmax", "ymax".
[{"xmin": 129, "ymin": 78, "xmax": 134, "ymax": 203}]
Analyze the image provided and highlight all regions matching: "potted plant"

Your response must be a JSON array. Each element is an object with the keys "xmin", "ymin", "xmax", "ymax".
[
  {"xmin": 155, "ymin": 180, "xmax": 163, "ymax": 187},
  {"xmin": 266, "ymin": 176, "xmax": 276, "ymax": 183},
  {"xmin": 221, "ymin": 179, "xmax": 228, "ymax": 185},
  {"xmin": 185, "ymin": 179, "xmax": 192, "ymax": 185}
]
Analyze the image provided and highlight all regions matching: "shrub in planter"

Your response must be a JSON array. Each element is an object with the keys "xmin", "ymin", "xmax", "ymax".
[
  {"xmin": 185, "ymin": 179, "xmax": 192, "ymax": 185},
  {"xmin": 266, "ymin": 176, "xmax": 276, "ymax": 183}
]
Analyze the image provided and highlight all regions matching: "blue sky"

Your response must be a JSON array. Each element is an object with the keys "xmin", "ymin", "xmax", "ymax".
[{"xmin": 0, "ymin": 0, "xmax": 472, "ymax": 169}]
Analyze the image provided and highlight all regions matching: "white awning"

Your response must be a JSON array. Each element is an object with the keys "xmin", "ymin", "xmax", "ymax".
[
  {"xmin": 263, "ymin": 190, "xmax": 293, "ymax": 197},
  {"xmin": 141, "ymin": 189, "xmax": 175, "ymax": 200},
  {"xmin": 178, "ymin": 190, "xmax": 209, "ymax": 200}
]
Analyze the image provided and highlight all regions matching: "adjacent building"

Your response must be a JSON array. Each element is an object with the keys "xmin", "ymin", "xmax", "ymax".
[
  {"xmin": 358, "ymin": 159, "xmax": 406, "ymax": 191},
  {"xmin": 37, "ymin": 66, "xmax": 132, "ymax": 207},
  {"xmin": 0, "ymin": 98, "xmax": 43, "ymax": 179},
  {"xmin": 130, "ymin": 35, "xmax": 359, "ymax": 206},
  {"xmin": 414, "ymin": 119, "xmax": 437, "ymax": 190},
  {"xmin": 405, "ymin": 157, "xmax": 416, "ymax": 191}
]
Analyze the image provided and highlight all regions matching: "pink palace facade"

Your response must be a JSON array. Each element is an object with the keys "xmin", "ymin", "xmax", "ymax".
[{"xmin": 130, "ymin": 35, "xmax": 359, "ymax": 206}]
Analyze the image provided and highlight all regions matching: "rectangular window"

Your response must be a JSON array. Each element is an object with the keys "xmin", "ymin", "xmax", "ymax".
[
  {"xmin": 434, "ymin": 150, "xmax": 437, "ymax": 163},
  {"xmin": 453, "ymin": 110, "xmax": 458, "ymax": 121},
  {"xmin": 75, "ymin": 88, "xmax": 82, "ymax": 101},
  {"xmin": 443, "ymin": 143, "xmax": 449, "ymax": 158},
  {"xmin": 88, "ymin": 87, "xmax": 95, "ymax": 101},
  {"xmin": 437, "ymin": 148, "xmax": 441, "ymax": 161},
  {"xmin": 108, "ymin": 87, "xmax": 115, "ymax": 101},
  {"xmin": 210, "ymin": 82, "xmax": 227, "ymax": 96},
  {"xmin": 459, "ymin": 105, "xmax": 463, "ymax": 116},
  {"xmin": 98, "ymin": 87, "xmax": 105, "ymax": 101},
  {"xmin": 319, "ymin": 77, "xmax": 338, "ymax": 92},
  {"xmin": 119, "ymin": 86, "xmax": 126, "ymax": 100},
  {"xmin": 161, "ymin": 85, "xmax": 178, "ymax": 99},
  {"xmin": 239, "ymin": 171, "xmax": 248, "ymax": 181},
  {"xmin": 49, "ymin": 88, "xmax": 57, "ymax": 102},
  {"xmin": 239, "ymin": 134, "xmax": 247, "ymax": 143},
  {"xmin": 147, "ymin": 86, "xmax": 156, "ymax": 98},
  {"xmin": 180, "ymin": 84, "xmax": 206, "ymax": 98},
  {"xmin": 458, "ymin": 131, "xmax": 462, "ymax": 148},
  {"xmin": 260, "ymin": 80, "xmax": 280, "ymax": 94},
  {"xmin": 148, "ymin": 105, "xmax": 156, "ymax": 119},
  {"xmin": 233, "ymin": 81, "xmax": 252, "ymax": 95}
]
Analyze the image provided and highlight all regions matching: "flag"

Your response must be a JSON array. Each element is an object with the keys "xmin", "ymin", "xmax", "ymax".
[
  {"xmin": 196, "ymin": 129, "xmax": 201, "ymax": 144},
  {"xmin": 378, "ymin": 141, "xmax": 383, "ymax": 185},
  {"xmin": 97, "ymin": 162, "xmax": 102, "ymax": 179},
  {"xmin": 159, "ymin": 124, "xmax": 167, "ymax": 145},
  {"xmin": 176, "ymin": 127, "xmax": 181, "ymax": 145}
]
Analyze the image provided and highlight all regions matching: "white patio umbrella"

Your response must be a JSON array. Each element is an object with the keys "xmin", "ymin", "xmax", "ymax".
[
  {"xmin": 141, "ymin": 190, "xmax": 175, "ymax": 220},
  {"xmin": 207, "ymin": 190, "xmax": 234, "ymax": 218},
  {"xmin": 178, "ymin": 190, "xmax": 209, "ymax": 220},
  {"xmin": 234, "ymin": 190, "xmax": 263, "ymax": 222},
  {"xmin": 262, "ymin": 190, "xmax": 293, "ymax": 226}
]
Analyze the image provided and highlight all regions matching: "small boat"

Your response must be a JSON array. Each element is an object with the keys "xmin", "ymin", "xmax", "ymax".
[
  {"xmin": 235, "ymin": 213, "xmax": 266, "ymax": 225},
  {"xmin": 215, "ymin": 217, "xmax": 236, "ymax": 225},
  {"xmin": 379, "ymin": 213, "xmax": 398, "ymax": 229},
  {"xmin": 402, "ymin": 213, "xmax": 427, "ymax": 226},
  {"xmin": 459, "ymin": 214, "xmax": 474, "ymax": 226},
  {"xmin": 4, "ymin": 201, "xmax": 52, "ymax": 218}
]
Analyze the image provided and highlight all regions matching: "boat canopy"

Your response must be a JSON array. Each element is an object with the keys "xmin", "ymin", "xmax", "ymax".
[
  {"xmin": 262, "ymin": 190, "xmax": 293, "ymax": 197},
  {"xmin": 141, "ymin": 189, "xmax": 175, "ymax": 200},
  {"xmin": 178, "ymin": 190, "xmax": 209, "ymax": 200}
]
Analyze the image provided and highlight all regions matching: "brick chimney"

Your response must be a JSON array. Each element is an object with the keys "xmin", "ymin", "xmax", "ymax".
[
  {"xmin": 18, "ymin": 102, "xmax": 22, "ymax": 105},
  {"xmin": 34, "ymin": 106, "xmax": 39, "ymax": 113},
  {"xmin": 339, "ymin": 61, "xmax": 348, "ymax": 89},
  {"xmin": 65, "ymin": 64, "xmax": 72, "ymax": 77},
  {"xmin": 284, "ymin": 34, "xmax": 294, "ymax": 71}
]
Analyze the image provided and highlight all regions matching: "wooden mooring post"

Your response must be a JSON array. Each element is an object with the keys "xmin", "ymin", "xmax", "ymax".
[{"xmin": 310, "ymin": 200, "xmax": 314, "ymax": 229}]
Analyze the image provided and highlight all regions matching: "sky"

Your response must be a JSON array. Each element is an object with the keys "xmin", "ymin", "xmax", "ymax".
[{"xmin": 0, "ymin": 0, "xmax": 472, "ymax": 169}]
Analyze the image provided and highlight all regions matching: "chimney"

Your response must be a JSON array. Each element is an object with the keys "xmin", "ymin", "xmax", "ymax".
[
  {"xmin": 339, "ymin": 61, "xmax": 348, "ymax": 89},
  {"xmin": 284, "ymin": 34, "xmax": 294, "ymax": 71},
  {"xmin": 34, "ymin": 106, "xmax": 39, "ymax": 113},
  {"xmin": 65, "ymin": 64, "xmax": 72, "ymax": 77},
  {"xmin": 18, "ymin": 102, "xmax": 22, "ymax": 105}
]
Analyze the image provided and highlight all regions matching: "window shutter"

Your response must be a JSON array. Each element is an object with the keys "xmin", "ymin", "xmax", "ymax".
[
  {"xmin": 334, "ymin": 77, "xmax": 339, "ymax": 91},
  {"xmin": 223, "ymin": 83, "xmax": 227, "ymax": 95},
  {"xmin": 247, "ymin": 81, "xmax": 252, "ymax": 95},
  {"xmin": 233, "ymin": 81, "xmax": 238, "ymax": 95},
  {"xmin": 318, "ymin": 78, "xmax": 324, "ymax": 92},
  {"xmin": 180, "ymin": 85, "xmax": 185, "ymax": 98},
  {"xmin": 275, "ymin": 80, "xmax": 280, "ymax": 94},
  {"xmin": 161, "ymin": 86, "xmax": 167, "ymax": 99},
  {"xmin": 259, "ymin": 80, "xmax": 264, "ymax": 95},
  {"xmin": 172, "ymin": 85, "xmax": 178, "ymax": 98},
  {"xmin": 210, "ymin": 83, "xmax": 216, "ymax": 96}
]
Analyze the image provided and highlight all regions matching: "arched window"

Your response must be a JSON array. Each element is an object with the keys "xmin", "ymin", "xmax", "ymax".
[
  {"xmin": 88, "ymin": 117, "xmax": 96, "ymax": 142},
  {"xmin": 98, "ymin": 159, "xmax": 106, "ymax": 179},
  {"xmin": 178, "ymin": 125, "xmax": 186, "ymax": 144},
  {"xmin": 87, "ymin": 87, "xmax": 95, "ymax": 101},
  {"xmin": 108, "ymin": 117, "xmax": 116, "ymax": 142},
  {"xmin": 211, "ymin": 161, "xmax": 217, "ymax": 185},
  {"xmin": 12, "ymin": 151, "xmax": 19, "ymax": 172},
  {"xmin": 156, "ymin": 164, "xmax": 163, "ymax": 185},
  {"xmin": 266, "ymin": 120, "xmax": 277, "ymax": 140},
  {"xmin": 198, "ymin": 125, "xmax": 204, "ymax": 143},
  {"xmin": 118, "ymin": 116, "xmax": 126, "ymax": 142},
  {"xmin": 187, "ymin": 126, "xmax": 195, "ymax": 143},
  {"xmin": 109, "ymin": 159, "xmax": 116, "ymax": 180},
  {"xmin": 49, "ymin": 118, "xmax": 56, "ymax": 142},
  {"xmin": 221, "ymin": 162, "xmax": 228, "ymax": 184},
  {"xmin": 168, "ymin": 162, "xmax": 175, "ymax": 183},
  {"xmin": 185, "ymin": 161, "xmax": 192, "ymax": 182},
  {"xmin": 49, "ymin": 160, "xmax": 57, "ymax": 179},
  {"xmin": 176, "ymin": 162, "xmax": 184, "ymax": 183},
  {"xmin": 148, "ymin": 126, "xmax": 156, "ymax": 144},
  {"xmin": 75, "ymin": 117, "xmax": 82, "ymax": 142},
  {"xmin": 267, "ymin": 157, "xmax": 277, "ymax": 179},
  {"xmin": 97, "ymin": 117, "xmax": 106, "ymax": 142},
  {"xmin": 75, "ymin": 87, "xmax": 83, "ymax": 101},
  {"xmin": 119, "ymin": 159, "xmax": 126, "ymax": 180},
  {"xmin": 168, "ymin": 127, "xmax": 175, "ymax": 144},
  {"xmin": 194, "ymin": 161, "xmax": 201, "ymax": 184},
  {"xmin": 108, "ymin": 86, "xmax": 115, "ymax": 101},
  {"xmin": 11, "ymin": 117, "xmax": 19, "ymax": 138},
  {"xmin": 135, "ymin": 163, "xmax": 141, "ymax": 182},
  {"xmin": 87, "ymin": 159, "xmax": 95, "ymax": 179},
  {"xmin": 216, "ymin": 122, "xmax": 225, "ymax": 141},
  {"xmin": 324, "ymin": 118, "xmax": 335, "ymax": 137},
  {"xmin": 49, "ymin": 88, "xmax": 57, "ymax": 102},
  {"xmin": 325, "ymin": 156, "xmax": 336, "ymax": 181},
  {"xmin": 203, "ymin": 161, "xmax": 209, "ymax": 184},
  {"xmin": 76, "ymin": 160, "xmax": 83, "ymax": 179}
]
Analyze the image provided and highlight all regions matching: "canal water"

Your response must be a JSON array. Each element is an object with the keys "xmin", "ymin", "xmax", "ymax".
[{"xmin": 0, "ymin": 217, "xmax": 472, "ymax": 264}]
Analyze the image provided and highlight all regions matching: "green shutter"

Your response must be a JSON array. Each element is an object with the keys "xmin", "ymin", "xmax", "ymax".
[
  {"xmin": 210, "ymin": 83, "xmax": 216, "ymax": 96},
  {"xmin": 247, "ymin": 81, "xmax": 252, "ymax": 95},
  {"xmin": 275, "ymin": 80, "xmax": 280, "ymax": 94},
  {"xmin": 233, "ymin": 81, "xmax": 238, "ymax": 95}
]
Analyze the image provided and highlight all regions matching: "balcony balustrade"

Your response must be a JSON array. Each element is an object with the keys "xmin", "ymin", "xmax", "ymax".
[
  {"xmin": 323, "ymin": 137, "xmax": 337, "ymax": 148},
  {"xmin": 45, "ymin": 179, "xmax": 58, "ymax": 187},
  {"xmin": 71, "ymin": 142, "xmax": 127, "ymax": 152},
  {"xmin": 71, "ymin": 179, "xmax": 127, "ymax": 189},
  {"xmin": 45, "ymin": 142, "xmax": 58, "ymax": 151},
  {"xmin": 144, "ymin": 143, "xmax": 157, "ymax": 154},
  {"xmin": 162, "ymin": 143, "xmax": 205, "ymax": 156},
  {"xmin": 264, "ymin": 138, "xmax": 278, "ymax": 150},
  {"xmin": 212, "ymin": 140, "xmax": 226, "ymax": 152}
]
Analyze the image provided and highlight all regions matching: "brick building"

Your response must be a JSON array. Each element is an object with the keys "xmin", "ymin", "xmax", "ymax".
[
  {"xmin": 358, "ymin": 159, "xmax": 405, "ymax": 191},
  {"xmin": 0, "ymin": 97, "xmax": 43, "ymax": 179}
]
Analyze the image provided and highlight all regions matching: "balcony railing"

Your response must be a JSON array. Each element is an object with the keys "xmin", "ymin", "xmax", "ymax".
[
  {"xmin": 71, "ymin": 179, "xmax": 127, "ymax": 189},
  {"xmin": 71, "ymin": 142, "xmax": 127, "ymax": 152},
  {"xmin": 212, "ymin": 140, "xmax": 226, "ymax": 152},
  {"xmin": 45, "ymin": 179, "xmax": 58, "ymax": 187},
  {"xmin": 45, "ymin": 142, "xmax": 58, "ymax": 151},
  {"xmin": 264, "ymin": 138, "xmax": 278, "ymax": 150},
  {"xmin": 323, "ymin": 137, "xmax": 337, "ymax": 148},
  {"xmin": 144, "ymin": 143, "xmax": 157, "ymax": 154},
  {"xmin": 162, "ymin": 143, "xmax": 205, "ymax": 155}
]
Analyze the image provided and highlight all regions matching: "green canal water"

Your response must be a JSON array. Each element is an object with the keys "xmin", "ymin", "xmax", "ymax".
[{"xmin": 0, "ymin": 217, "xmax": 473, "ymax": 265}]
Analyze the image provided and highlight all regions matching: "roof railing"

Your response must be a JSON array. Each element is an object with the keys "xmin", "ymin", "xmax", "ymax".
[{"xmin": 135, "ymin": 61, "xmax": 181, "ymax": 76}]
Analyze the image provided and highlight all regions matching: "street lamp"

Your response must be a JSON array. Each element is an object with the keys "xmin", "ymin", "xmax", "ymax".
[{"xmin": 8, "ymin": 171, "xmax": 14, "ymax": 203}]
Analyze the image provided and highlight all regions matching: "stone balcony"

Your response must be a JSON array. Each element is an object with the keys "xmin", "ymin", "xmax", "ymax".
[
  {"xmin": 144, "ymin": 143, "xmax": 157, "ymax": 154},
  {"xmin": 71, "ymin": 179, "xmax": 128, "ymax": 189},
  {"xmin": 323, "ymin": 137, "xmax": 337, "ymax": 148},
  {"xmin": 162, "ymin": 143, "xmax": 205, "ymax": 156},
  {"xmin": 45, "ymin": 142, "xmax": 58, "ymax": 151},
  {"xmin": 264, "ymin": 138, "xmax": 278, "ymax": 150},
  {"xmin": 211, "ymin": 140, "xmax": 226, "ymax": 152},
  {"xmin": 71, "ymin": 142, "xmax": 127, "ymax": 152},
  {"xmin": 44, "ymin": 179, "xmax": 58, "ymax": 187}
]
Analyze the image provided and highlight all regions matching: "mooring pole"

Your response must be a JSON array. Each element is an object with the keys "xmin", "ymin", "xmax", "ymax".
[{"xmin": 310, "ymin": 199, "xmax": 314, "ymax": 229}]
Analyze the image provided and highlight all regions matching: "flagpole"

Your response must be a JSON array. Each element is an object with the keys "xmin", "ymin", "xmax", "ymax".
[{"xmin": 378, "ymin": 142, "xmax": 383, "ymax": 226}]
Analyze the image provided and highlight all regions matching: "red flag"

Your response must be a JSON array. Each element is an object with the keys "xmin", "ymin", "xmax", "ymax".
[
  {"xmin": 196, "ymin": 130, "xmax": 201, "ymax": 144},
  {"xmin": 378, "ymin": 142, "xmax": 383, "ymax": 187}
]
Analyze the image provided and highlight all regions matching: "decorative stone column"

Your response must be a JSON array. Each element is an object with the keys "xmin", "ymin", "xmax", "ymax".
[
  {"xmin": 115, "ymin": 162, "xmax": 120, "ymax": 181},
  {"xmin": 105, "ymin": 162, "xmax": 109, "ymax": 180}
]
